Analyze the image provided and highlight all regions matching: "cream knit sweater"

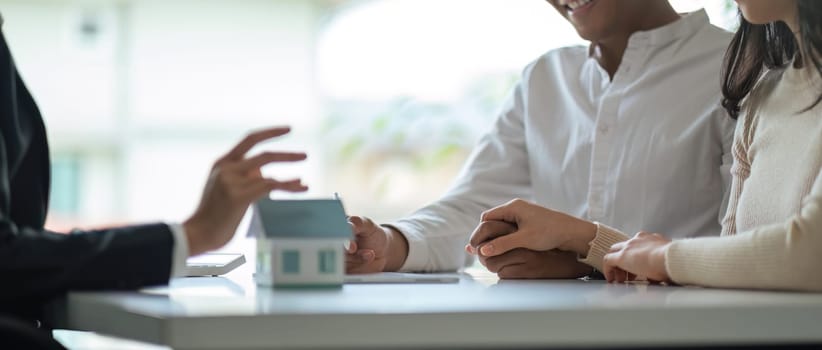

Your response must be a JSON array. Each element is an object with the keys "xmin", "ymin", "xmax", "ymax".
[{"xmin": 580, "ymin": 62, "xmax": 822, "ymax": 291}]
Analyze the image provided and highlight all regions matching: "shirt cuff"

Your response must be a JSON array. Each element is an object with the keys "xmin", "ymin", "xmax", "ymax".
[
  {"xmin": 577, "ymin": 222, "xmax": 630, "ymax": 271},
  {"xmin": 382, "ymin": 222, "xmax": 429, "ymax": 272},
  {"xmin": 167, "ymin": 223, "xmax": 190, "ymax": 278}
]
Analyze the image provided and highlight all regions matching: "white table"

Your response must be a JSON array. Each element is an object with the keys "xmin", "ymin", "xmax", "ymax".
[{"xmin": 59, "ymin": 271, "xmax": 822, "ymax": 350}]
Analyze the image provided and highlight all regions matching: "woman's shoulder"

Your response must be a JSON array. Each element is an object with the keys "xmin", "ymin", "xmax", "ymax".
[
  {"xmin": 737, "ymin": 66, "xmax": 787, "ymax": 138},
  {"xmin": 744, "ymin": 66, "xmax": 787, "ymax": 109}
]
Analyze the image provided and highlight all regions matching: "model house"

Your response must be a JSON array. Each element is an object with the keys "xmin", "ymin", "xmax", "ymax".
[{"xmin": 252, "ymin": 198, "xmax": 351, "ymax": 288}]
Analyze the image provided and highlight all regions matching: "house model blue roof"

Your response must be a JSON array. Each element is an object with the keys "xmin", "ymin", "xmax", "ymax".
[{"xmin": 254, "ymin": 198, "xmax": 352, "ymax": 239}]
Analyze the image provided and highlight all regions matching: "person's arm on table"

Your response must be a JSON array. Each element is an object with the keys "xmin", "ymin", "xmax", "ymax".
[
  {"xmin": 0, "ymin": 127, "xmax": 307, "ymax": 301},
  {"xmin": 602, "ymin": 157, "xmax": 822, "ymax": 291},
  {"xmin": 344, "ymin": 217, "xmax": 409, "ymax": 273},
  {"xmin": 346, "ymin": 77, "xmax": 535, "ymax": 274},
  {"xmin": 346, "ymin": 65, "xmax": 616, "ymax": 278}
]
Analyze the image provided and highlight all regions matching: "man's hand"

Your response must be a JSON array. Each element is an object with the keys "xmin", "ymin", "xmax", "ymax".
[
  {"xmin": 466, "ymin": 220, "xmax": 591, "ymax": 279},
  {"xmin": 467, "ymin": 199, "xmax": 597, "ymax": 257},
  {"xmin": 602, "ymin": 232, "xmax": 671, "ymax": 283},
  {"xmin": 479, "ymin": 248, "xmax": 593, "ymax": 279},
  {"xmin": 183, "ymin": 127, "xmax": 308, "ymax": 256},
  {"xmin": 346, "ymin": 216, "xmax": 408, "ymax": 273}
]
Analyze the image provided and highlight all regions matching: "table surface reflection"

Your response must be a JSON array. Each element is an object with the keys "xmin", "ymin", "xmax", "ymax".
[{"xmin": 63, "ymin": 271, "xmax": 822, "ymax": 349}]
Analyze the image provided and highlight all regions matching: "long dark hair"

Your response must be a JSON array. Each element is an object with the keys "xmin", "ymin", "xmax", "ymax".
[{"xmin": 721, "ymin": 1, "xmax": 822, "ymax": 119}]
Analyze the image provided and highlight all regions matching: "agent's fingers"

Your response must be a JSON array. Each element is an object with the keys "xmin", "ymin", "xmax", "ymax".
[
  {"xmin": 230, "ymin": 171, "xmax": 304, "ymax": 188},
  {"xmin": 265, "ymin": 178, "xmax": 308, "ymax": 192},
  {"xmin": 223, "ymin": 127, "xmax": 292, "ymax": 161},
  {"xmin": 469, "ymin": 220, "xmax": 517, "ymax": 248},
  {"xmin": 232, "ymin": 152, "xmax": 307, "ymax": 174},
  {"xmin": 238, "ymin": 178, "xmax": 308, "ymax": 202}
]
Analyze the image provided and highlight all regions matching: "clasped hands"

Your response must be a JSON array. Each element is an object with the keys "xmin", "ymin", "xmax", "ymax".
[{"xmin": 465, "ymin": 199, "xmax": 673, "ymax": 283}]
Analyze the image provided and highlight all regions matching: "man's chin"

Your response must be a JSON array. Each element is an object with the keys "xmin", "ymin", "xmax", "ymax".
[
  {"xmin": 572, "ymin": 26, "xmax": 605, "ymax": 44},
  {"xmin": 573, "ymin": 30, "xmax": 596, "ymax": 43}
]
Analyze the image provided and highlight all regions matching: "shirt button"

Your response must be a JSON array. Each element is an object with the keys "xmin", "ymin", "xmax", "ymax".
[{"xmin": 598, "ymin": 125, "xmax": 609, "ymax": 133}]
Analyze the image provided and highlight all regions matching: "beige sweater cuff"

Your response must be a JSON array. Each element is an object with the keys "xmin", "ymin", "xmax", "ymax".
[{"xmin": 577, "ymin": 222, "xmax": 630, "ymax": 271}]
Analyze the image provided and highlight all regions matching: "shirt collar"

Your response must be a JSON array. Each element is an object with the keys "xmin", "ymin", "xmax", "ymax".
[{"xmin": 626, "ymin": 9, "xmax": 711, "ymax": 49}]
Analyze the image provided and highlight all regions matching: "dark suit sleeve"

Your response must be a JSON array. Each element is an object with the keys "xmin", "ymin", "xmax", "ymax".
[
  {"xmin": 0, "ymin": 99, "xmax": 174, "ymax": 301},
  {"xmin": 0, "ymin": 223, "xmax": 174, "ymax": 301}
]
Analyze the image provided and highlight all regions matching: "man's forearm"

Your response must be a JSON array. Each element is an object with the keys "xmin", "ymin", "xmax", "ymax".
[{"xmin": 383, "ymin": 227, "xmax": 409, "ymax": 271}]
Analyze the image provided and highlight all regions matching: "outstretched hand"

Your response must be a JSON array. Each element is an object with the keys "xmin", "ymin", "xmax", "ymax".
[{"xmin": 183, "ymin": 127, "xmax": 308, "ymax": 256}]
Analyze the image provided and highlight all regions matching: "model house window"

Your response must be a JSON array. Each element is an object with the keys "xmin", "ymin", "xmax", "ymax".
[
  {"xmin": 282, "ymin": 250, "xmax": 300, "ymax": 274},
  {"xmin": 318, "ymin": 250, "xmax": 336, "ymax": 274}
]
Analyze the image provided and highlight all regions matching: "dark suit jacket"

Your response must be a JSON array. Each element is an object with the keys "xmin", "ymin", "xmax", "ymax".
[{"xmin": 0, "ymin": 30, "xmax": 173, "ymax": 322}]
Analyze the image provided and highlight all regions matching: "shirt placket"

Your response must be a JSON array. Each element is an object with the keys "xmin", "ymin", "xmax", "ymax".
[
  {"xmin": 587, "ymin": 97, "xmax": 618, "ymax": 221},
  {"xmin": 586, "ymin": 40, "xmax": 642, "ymax": 221}
]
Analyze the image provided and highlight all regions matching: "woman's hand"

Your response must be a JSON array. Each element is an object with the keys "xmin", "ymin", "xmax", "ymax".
[
  {"xmin": 466, "ymin": 199, "xmax": 597, "ymax": 257},
  {"xmin": 602, "ymin": 232, "xmax": 672, "ymax": 283},
  {"xmin": 183, "ymin": 127, "xmax": 308, "ymax": 256}
]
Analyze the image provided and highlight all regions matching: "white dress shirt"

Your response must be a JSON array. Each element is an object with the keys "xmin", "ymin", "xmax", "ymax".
[
  {"xmin": 168, "ymin": 223, "xmax": 189, "ymax": 278},
  {"xmin": 389, "ymin": 10, "xmax": 736, "ymax": 272}
]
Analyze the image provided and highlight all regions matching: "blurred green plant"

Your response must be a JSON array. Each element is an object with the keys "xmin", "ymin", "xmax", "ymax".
[{"xmin": 321, "ymin": 71, "xmax": 519, "ymax": 171}]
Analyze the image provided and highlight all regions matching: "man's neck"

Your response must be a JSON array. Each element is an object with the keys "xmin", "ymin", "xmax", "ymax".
[{"xmin": 593, "ymin": 3, "xmax": 682, "ymax": 79}]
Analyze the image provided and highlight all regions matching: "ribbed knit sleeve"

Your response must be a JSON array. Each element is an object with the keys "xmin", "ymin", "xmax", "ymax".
[
  {"xmin": 665, "ymin": 173, "xmax": 822, "ymax": 291},
  {"xmin": 578, "ymin": 223, "xmax": 630, "ymax": 271}
]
